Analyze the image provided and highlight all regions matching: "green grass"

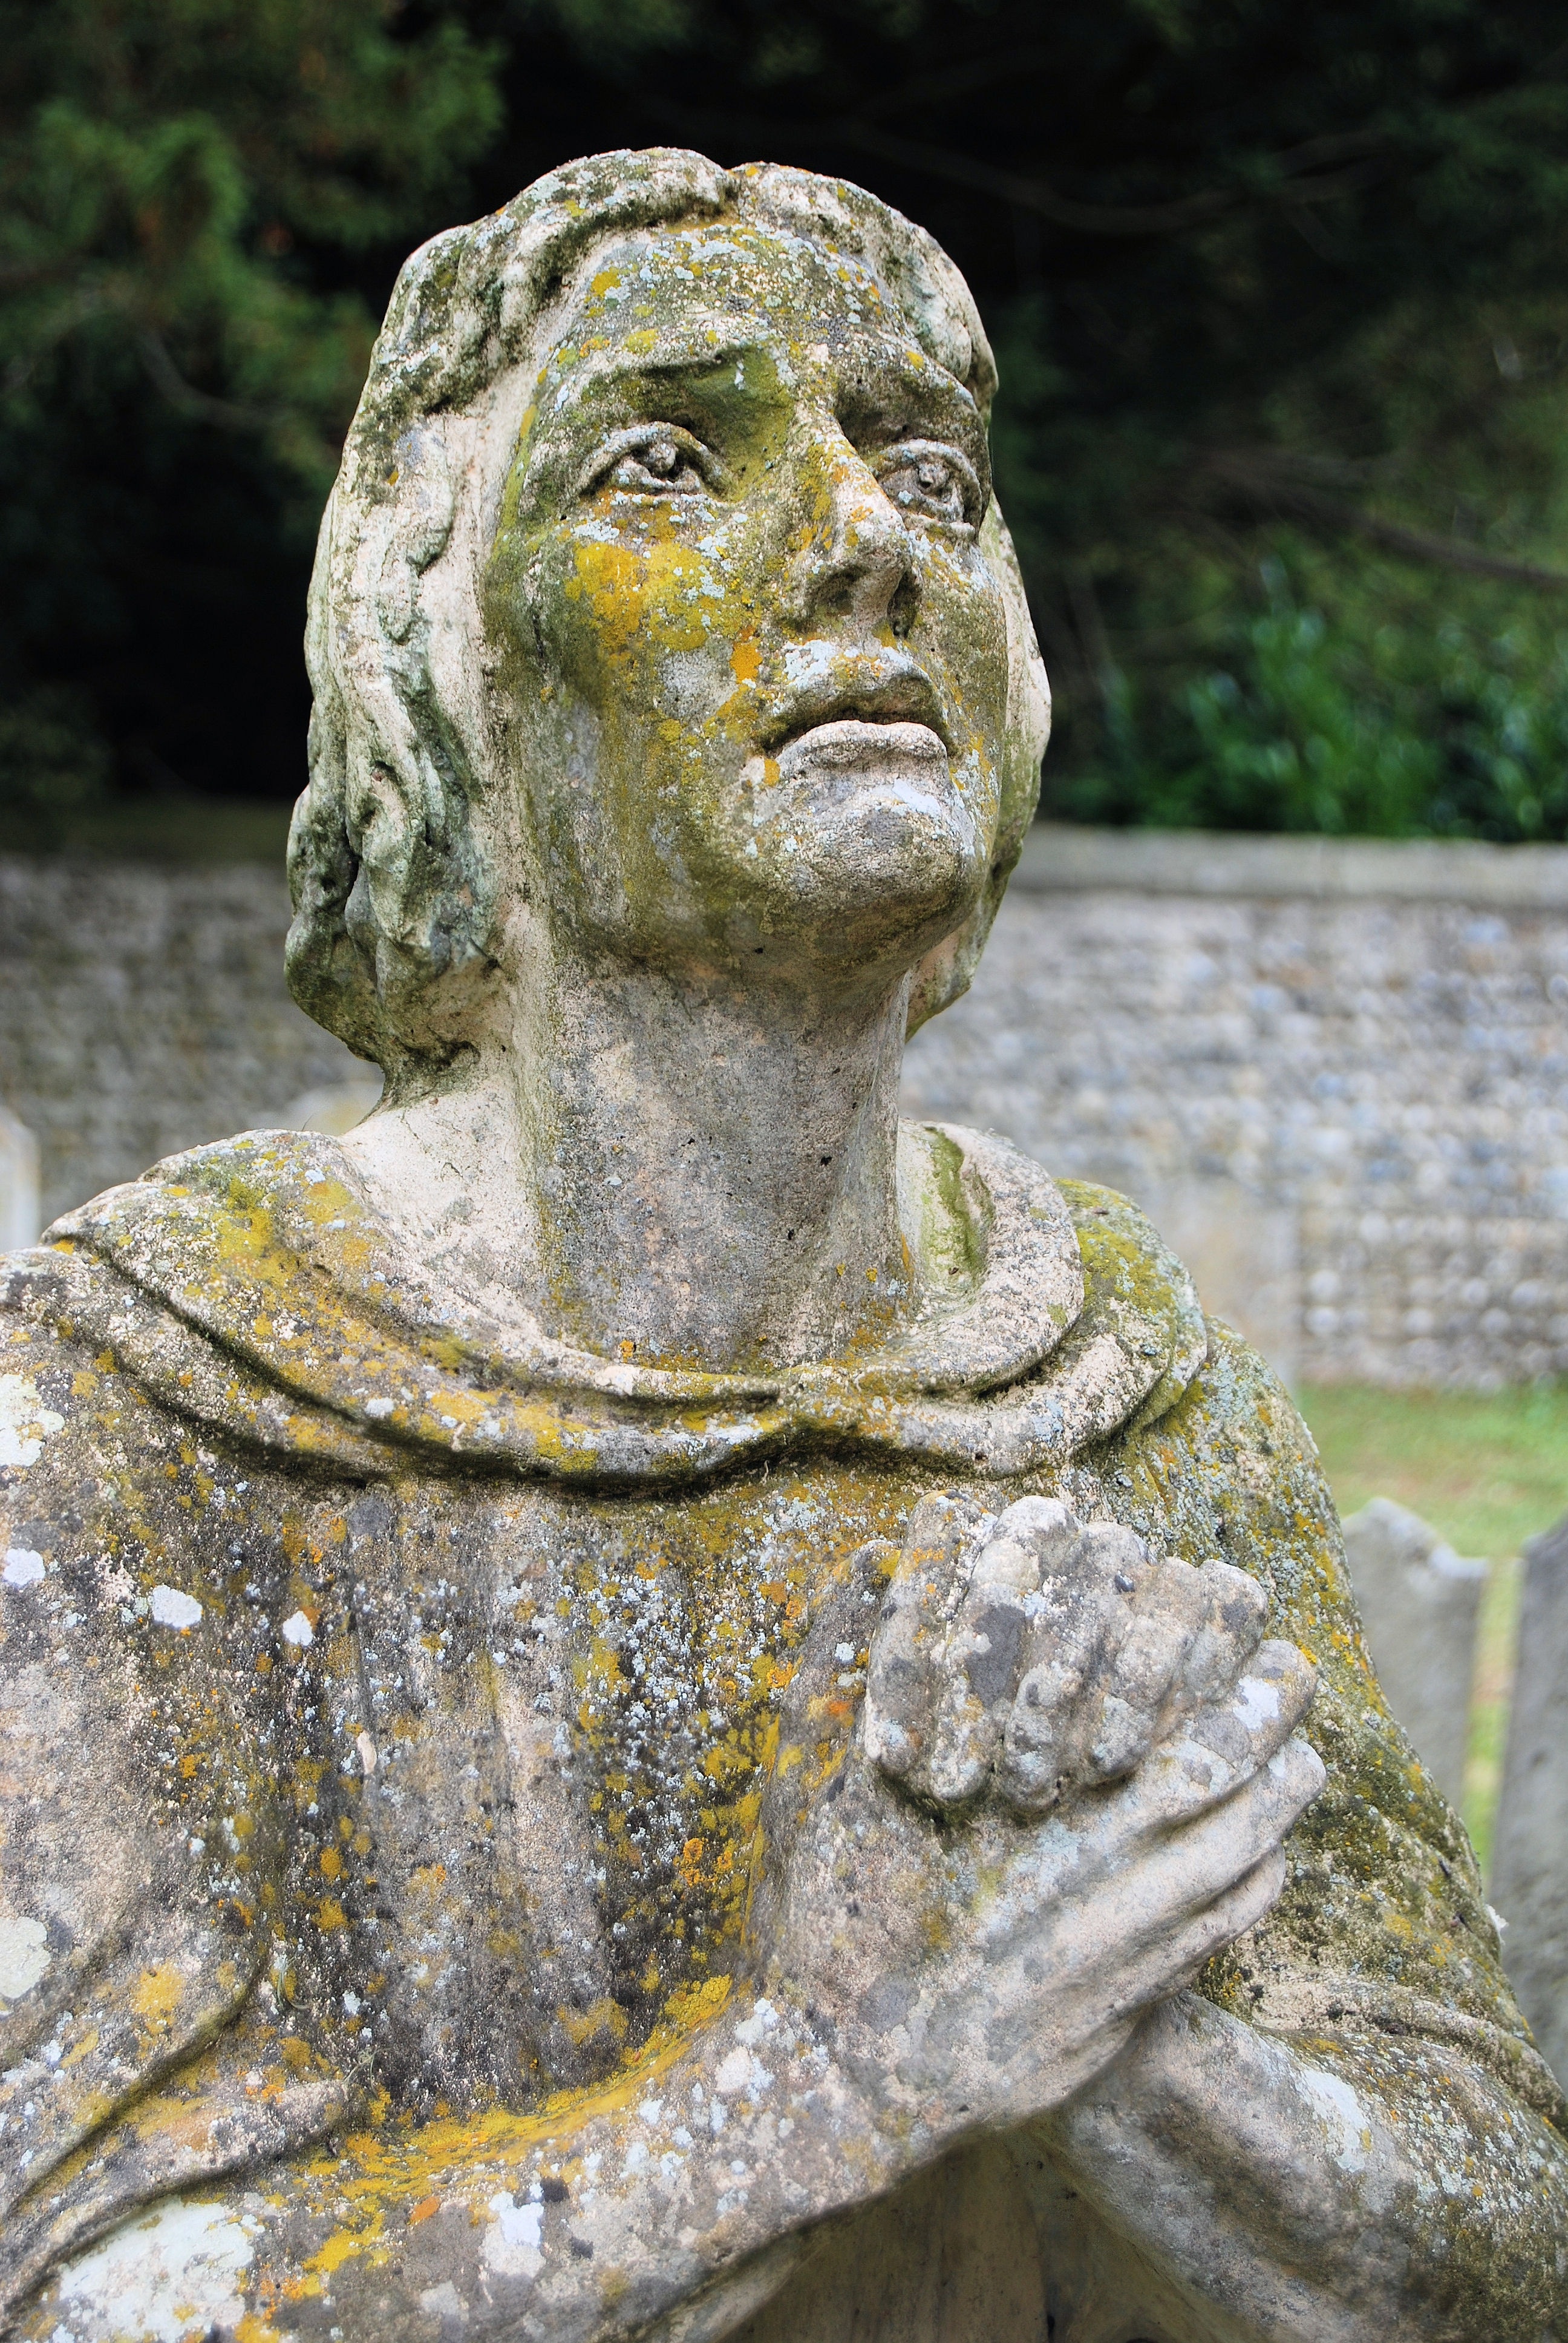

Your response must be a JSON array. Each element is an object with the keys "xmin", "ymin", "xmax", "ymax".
[{"xmin": 1298, "ymin": 1382, "xmax": 1568, "ymax": 1876}]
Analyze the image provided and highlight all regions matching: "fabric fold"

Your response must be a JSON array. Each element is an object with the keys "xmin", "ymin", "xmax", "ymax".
[{"xmin": 35, "ymin": 1121, "xmax": 1204, "ymax": 1484}]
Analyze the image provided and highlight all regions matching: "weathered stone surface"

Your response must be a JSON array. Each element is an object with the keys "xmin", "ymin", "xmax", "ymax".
[
  {"xmin": 1494, "ymin": 1515, "xmax": 1568, "ymax": 2089},
  {"xmin": 1, "ymin": 145, "xmax": 1563, "ymax": 2343},
  {"xmin": 1339, "ymin": 1498, "xmax": 1486, "ymax": 1806}
]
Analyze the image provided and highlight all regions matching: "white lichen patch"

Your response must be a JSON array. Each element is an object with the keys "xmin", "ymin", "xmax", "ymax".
[
  {"xmin": 281, "ymin": 1608, "xmax": 315, "ymax": 1647},
  {"xmin": 480, "ymin": 2190, "xmax": 543, "ymax": 2281},
  {"xmin": 1233, "ymin": 1675, "xmax": 1281, "ymax": 1731},
  {"xmin": 54, "ymin": 2197, "xmax": 259, "ymax": 2341},
  {"xmin": 1298, "ymin": 2065, "xmax": 1373, "ymax": 2175},
  {"xmin": 149, "ymin": 1584, "xmax": 203, "ymax": 1631},
  {"xmin": 712, "ymin": 2046, "xmax": 756, "ymax": 2097},
  {"xmin": 0, "ymin": 1372, "xmax": 64, "ymax": 1470},
  {"xmin": 419, "ymin": 2279, "xmax": 469, "ymax": 2324},
  {"xmin": 3, "ymin": 1545, "xmax": 45, "ymax": 1586},
  {"xmin": 0, "ymin": 1913, "xmax": 50, "ymax": 1999}
]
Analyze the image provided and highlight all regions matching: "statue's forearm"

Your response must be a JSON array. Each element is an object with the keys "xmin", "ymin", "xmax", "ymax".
[
  {"xmin": 1048, "ymin": 1991, "xmax": 1568, "ymax": 2343},
  {"xmin": 113, "ymin": 1997, "xmax": 907, "ymax": 2343}
]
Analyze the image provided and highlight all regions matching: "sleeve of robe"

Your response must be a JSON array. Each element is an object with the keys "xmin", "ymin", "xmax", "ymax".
[
  {"xmin": 1063, "ymin": 1312, "xmax": 1568, "ymax": 2328},
  {"xmin": 0, "ymin": 1247, "xmax": 348, "ymax": 2323}
]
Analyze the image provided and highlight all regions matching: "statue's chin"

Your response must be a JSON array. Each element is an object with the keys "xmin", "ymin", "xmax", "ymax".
[
  {"xmin": 733, "ymin": 724, "xmax": 988, "ymax": 951},
  {"xmin": 745, "ymin": 778, "xmax": 986, "ymax": 958}
]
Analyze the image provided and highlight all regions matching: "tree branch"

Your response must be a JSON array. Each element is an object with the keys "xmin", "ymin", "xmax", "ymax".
[
  {"xmin": 848, "ymin": 44, "xmax": 1060, "ymax": 128},
  {"xmin": 638, "ymin": 96, "xmax": 1385, "ymax": 238},
  {"xmin": 1207, "ymin": 452, "xmax": 1568, "ymax": 589},
  {"xmin": 0, "ymin": 257, "xmax": 82, "ymax": 293},
  {"xmin": 136, "ymin": 330, "xmax": 272, "ymax": 431},
  {"xmin": 830, "ymin": 122, "xmax": 1237, "ymax": 234}
]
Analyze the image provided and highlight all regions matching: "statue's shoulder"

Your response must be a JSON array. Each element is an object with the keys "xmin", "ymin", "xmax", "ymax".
[
  {"xmin": 1056, "ymin": 1174, "xmax": 1201, "ymax": 1325},
  {"xmin": 1078, "ymin": 1237, "xmax": 1350, "ymax": 1659},
  {"xmin": 1079, "ymin": 1294, "xmax": 1556, "ymax": 2103},
  {"xmin": 1043, "ymin": 1171, "xmax": 1315, "ymax": 1521},
  {"xmin": 0, "ymin": 1232, "xmax": 243, "ymax": 1624},
  {"xmin": 1, "ymin": 1238, "xmax": 138, "ymax": 1480}
]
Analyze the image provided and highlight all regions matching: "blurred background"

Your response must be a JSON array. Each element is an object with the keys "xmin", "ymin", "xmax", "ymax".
[
  {"xmin": 10, "ymin": 0, "xmax": 1568, "ymax": 851},
  {"xmin": 5, "ymin": 1, "xmax": 1568, "ymax": 1973}
]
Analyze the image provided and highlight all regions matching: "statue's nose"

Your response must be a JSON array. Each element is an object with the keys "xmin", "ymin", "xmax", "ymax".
[{"xmin": 780, "ymin": 433, "xmax": 920, "ymax": 637}]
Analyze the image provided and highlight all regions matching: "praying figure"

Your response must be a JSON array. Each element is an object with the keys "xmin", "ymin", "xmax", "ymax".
[{"xmin": 1, "ymin": 148, "xmax": 1563, "ymax": 2343}]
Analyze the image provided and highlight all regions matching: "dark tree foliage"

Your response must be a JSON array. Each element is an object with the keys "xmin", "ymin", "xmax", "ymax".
[
  {"xmin": 5, "ymin": 0, "xmax": 1568, "ymax": 839},
  {"xmin": 488, "ymin": 0, "xmax": 1568, "ymax": 836},
  {"xmin": 0, "ymin": 0, "xmax": 500, "ymax": 839}
]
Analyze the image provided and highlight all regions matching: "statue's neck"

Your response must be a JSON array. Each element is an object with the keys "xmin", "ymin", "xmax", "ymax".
[{"xmin": 339, "ymin": 949, "xmax": 913, "ymax": 1372}]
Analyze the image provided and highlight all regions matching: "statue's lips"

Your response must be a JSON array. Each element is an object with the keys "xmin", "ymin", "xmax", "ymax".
[{"xmin": 774, "ymin": 718, "xmax": 950, "ymax": 784}]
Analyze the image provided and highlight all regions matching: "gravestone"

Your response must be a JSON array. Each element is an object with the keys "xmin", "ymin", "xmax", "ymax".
[
  {"xmin": 1492, "ymin": 1515, "xmax": 1568, "ymax": 2088},
  {"xmin": 0, "ymin": 1104, "xmax": 39, "ymax": 1252},
  {"xmin": 1340, "ymin": 1498, "xmax": 1486, "ymax": 1806}
]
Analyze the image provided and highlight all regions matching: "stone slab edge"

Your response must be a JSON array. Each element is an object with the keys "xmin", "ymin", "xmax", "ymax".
[{"xmin": 1014, "ymin": 824, "xmax": 1568, "ymax": 907}]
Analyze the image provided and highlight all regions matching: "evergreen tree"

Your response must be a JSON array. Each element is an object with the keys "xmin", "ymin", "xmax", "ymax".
[
  {"xmin": 8, "ymin": 0, "xmax": 1568, "ymax": 839},
  {"xmin": 0, "ymin": 0, "xmax": 499, "ymax": 836}
]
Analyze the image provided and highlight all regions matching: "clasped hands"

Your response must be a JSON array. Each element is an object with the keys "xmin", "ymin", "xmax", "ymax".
[{"xmin": 756, "ymin": 1493, "xmax": 1325, "ymax": 2137}]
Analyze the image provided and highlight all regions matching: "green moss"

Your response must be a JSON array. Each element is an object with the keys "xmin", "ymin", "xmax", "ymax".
[{"xmin": 1071, "ymin": 1324, "xmax": 1546, "ymax": 2105}]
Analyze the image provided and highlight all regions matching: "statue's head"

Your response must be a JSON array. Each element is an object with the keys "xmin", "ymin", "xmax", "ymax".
[{"xmin": 287, "ymin": 149, "xmax": 1050, "ymax": 1076}]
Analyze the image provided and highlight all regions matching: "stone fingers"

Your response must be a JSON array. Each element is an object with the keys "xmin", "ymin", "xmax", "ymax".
[
  {"xmin": 866, "ymin": 1492, "xmax": 1312, "ymax": 1836},
  {"xmin": 1054, "ymin": 1623, "xmax": 1315, "ymax": 1841},
  {"xmin": 1120, "ymin": 1668, "xmax": 1331, "ymax": 1865},
  {"xmin": 912, "ymin": 1496, "xmax": 1085, "ymax": 1804},
  {"xmin": 999, "ymin": 1547, "xmax": 1270, "ymax": 1814},
  {"xmin": 1160, "ymin": 1733, "xmax": 1325, "ymax": 1897},
  {"xmin": 867, "ymin": 1494, "xmax": 1111, "ymax": 1807},
  {"xmin": 863, "ymin": 1491, "xmax": 996, "ymax": 1789},
  {"xmin": 985, "ymin": 1834, "xmax": 1296, "ymax": 2120},
  {"xmin": 1052, "ymin": 1735, "xmax": 1319, "ymax": 1997},
  {"xmin": 999, "ymin": 1518, "xmax": 1150, "ymax": 1809},
  {"xmin": 1106, "ymin": 1848, "xmax": 1292, "ymax": 2025},
  {"xmin": 1163, "ymin": 1557, "xmax": 1271, "ymax": 1709},
  {"xmin": 1070, "ymin": 1554, "xmax": 1271, "ymax": 1795}
]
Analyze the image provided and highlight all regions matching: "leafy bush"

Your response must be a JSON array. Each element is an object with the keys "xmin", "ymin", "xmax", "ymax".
[
  {"xmin": 0, "ymin": 0, "xmax": 501, "ymax": 831},
  {"xmin": 1047, "ymin": 560, "xmax": 1568, "ymax": 839}
]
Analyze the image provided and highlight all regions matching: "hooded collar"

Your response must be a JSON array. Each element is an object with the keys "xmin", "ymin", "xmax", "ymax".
[{"xmin": 34, "ymin": 1123, "xmax": 1206, "ymax": 1488}]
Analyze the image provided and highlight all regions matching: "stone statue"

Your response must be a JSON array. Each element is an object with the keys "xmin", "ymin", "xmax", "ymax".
[{"xmin": 1, "ymin": 148, "xmax": 1563, "ymax": 2343}]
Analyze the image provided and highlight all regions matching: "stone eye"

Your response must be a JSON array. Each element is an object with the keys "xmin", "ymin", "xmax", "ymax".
[
  {"xmin": 638, "ymin": 436, "xmax": 683, "ymax": 479},
  {"xmin": 593, "ymin": 426, "xmax": 714, "ymax": 497},
  {"xmin": 876, "ymin": 439, "xmax": 979, "ymax": 529}
]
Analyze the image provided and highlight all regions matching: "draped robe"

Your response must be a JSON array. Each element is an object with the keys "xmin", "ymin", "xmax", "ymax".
[{"xmin": 0, "ymin": 1124, "xmax": 1559, "ymax": 2340}]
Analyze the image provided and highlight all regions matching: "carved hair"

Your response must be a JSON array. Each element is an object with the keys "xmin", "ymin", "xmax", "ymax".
[{"xmin": 287, "ymin": 147, "xmax": 1048, "ymax": 1070}]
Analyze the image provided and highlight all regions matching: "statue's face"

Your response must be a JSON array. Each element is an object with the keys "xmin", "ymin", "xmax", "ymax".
[{"xmin": 486, "ymin": 218, "xmax": 1011, "ymax": 988}]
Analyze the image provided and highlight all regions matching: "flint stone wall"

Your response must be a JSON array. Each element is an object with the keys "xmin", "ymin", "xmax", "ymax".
[
  {"xmin": 6, "ymin": 831, "xmax": 1568, "ymax": 1385},
  {"xmin": 904, "ymin": 826, "xmax": 1568, "ymax": 1388},
  {"xmin": 0, "ymin": 856, "xmax": 362, "ymax": 1231}
]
